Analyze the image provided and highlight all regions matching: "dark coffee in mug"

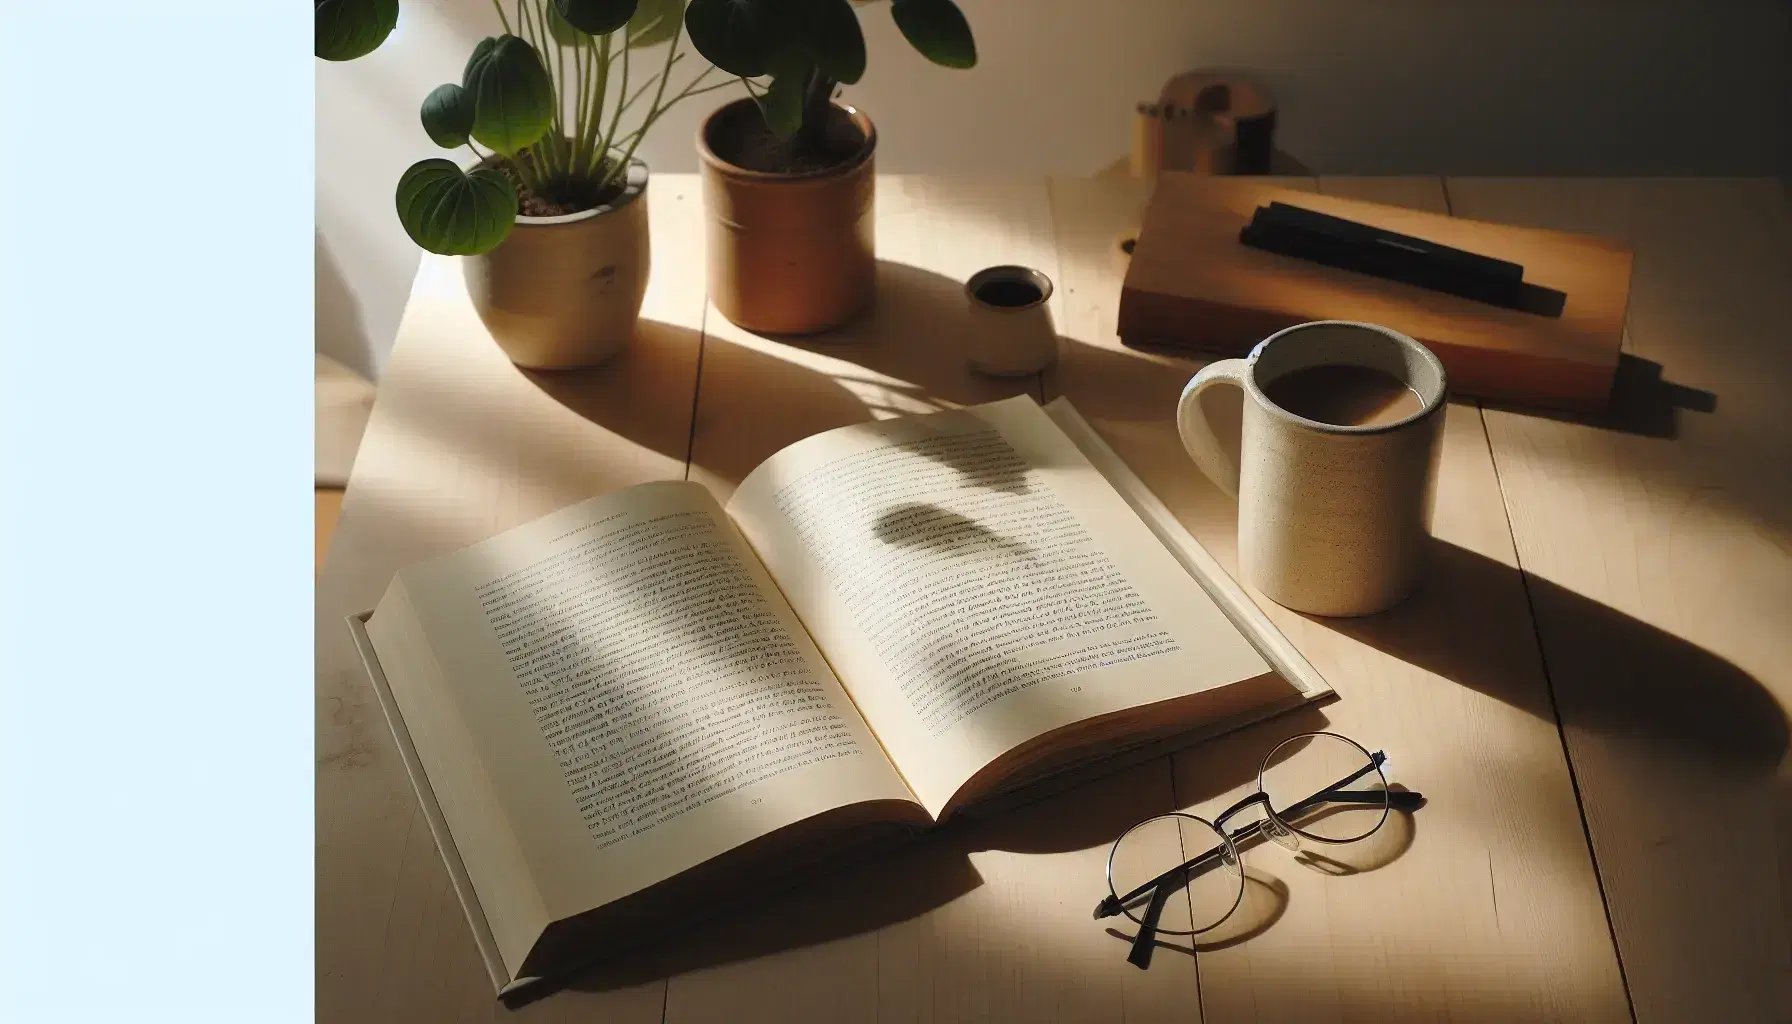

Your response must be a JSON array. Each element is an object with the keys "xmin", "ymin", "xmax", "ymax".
[
  {"xmin": 973, "ymin": 278, "xmax": 1044, "ymax": 308},
  {"xmin": 1261, "ymin": 363, "xmax": 1425, "ymax": 427}
]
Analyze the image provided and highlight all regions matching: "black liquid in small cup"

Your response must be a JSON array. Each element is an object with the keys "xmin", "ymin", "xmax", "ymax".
[
  {"xmin": 1261, "ymin": 363, "xmax": 1425, "ymax": 427},
  {"xmin": 974, "ymin": 278, "xmax": 1044, "ymax": 308}
]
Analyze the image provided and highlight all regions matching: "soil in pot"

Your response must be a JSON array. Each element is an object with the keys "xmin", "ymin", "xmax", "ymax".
[
  {"xmin": 704, "ymin": 101, "xmax": 867, "ymax": 174},
  {"xmin": 492, "ymin": 148, "xmax": 632, "ymax": 217}
]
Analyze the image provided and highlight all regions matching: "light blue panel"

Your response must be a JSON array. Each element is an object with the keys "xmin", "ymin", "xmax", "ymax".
[{"xmin": 0, "ymin": 4, "xmax": 313, "ymax": 1021}]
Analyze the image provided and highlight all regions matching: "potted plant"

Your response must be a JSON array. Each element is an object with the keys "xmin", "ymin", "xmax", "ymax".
[
  {"xmin": 316, "ymin": 0, "xmax": 735, "ymax": 367},
  {"xmin": 681, "ymin": 0, "xmax": 977, "ymax": 334}
]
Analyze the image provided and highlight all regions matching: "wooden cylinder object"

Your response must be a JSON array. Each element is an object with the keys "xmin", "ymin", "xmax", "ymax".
[
  {"xmin": 1130, "ymin": 103, "xmax": 1165, "ymax": 184},
  {"xmin": 1155, "ymin": 72, "xmax": 1278, "ymax": 175}
]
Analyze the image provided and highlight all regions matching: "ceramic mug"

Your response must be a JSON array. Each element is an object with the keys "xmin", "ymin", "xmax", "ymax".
[{"xmin": 1176, "ymin": 320, "xmax": 1447, "ymax": 617}]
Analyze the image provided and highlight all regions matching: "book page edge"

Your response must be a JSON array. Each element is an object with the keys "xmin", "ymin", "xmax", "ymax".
[
  {"xmin": 1039, "ymin": 397, "xmax": 1333, "ymax": 701},
  {"xmin": 347, "ymin": 609, "xmax": 537, "ymax": 998},
  {"xmin": 959, "ymin": 688, "xmax": 1328, "ymax": 820}
]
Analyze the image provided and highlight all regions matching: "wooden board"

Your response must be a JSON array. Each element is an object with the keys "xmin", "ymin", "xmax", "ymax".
[
  {"xmin": 1047, "ymin": 175, "xmax": 1631, "ymax": 1022},
  {"xmin": 1119, "ymin": 176, "xmax": 1634, "ymax": 411},
  {"xmin": 1448, "ymin": 177, "xmax": 1792, "ymax": 1023}
]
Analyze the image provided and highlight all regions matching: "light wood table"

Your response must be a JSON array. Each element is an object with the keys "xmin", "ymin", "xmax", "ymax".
[{"xmin": 316, "ymin": 175, "xmax": 1792, "ymax": 1023}]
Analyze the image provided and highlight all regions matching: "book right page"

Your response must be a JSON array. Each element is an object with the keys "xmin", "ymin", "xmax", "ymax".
[{"xmin": 726, "ymin": 395, "xmax": 1285, "ymax": 816}]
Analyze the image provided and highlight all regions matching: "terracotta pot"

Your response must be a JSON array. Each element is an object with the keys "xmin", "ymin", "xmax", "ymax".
[
  {"xmin": 463, "ymin": 155, "xmax": 650, "ymax": 368},
  {"xmin": 696, "ymin": 99, "xmax": 876, "ymax": 334}
]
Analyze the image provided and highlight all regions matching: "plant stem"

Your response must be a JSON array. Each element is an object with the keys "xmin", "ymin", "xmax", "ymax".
[
  {"xmin": 679, "ymin": 76, "xmax": 737, "ymax": 99},
  {"xmin": 554, "ymin": 36, "xmax": 567, "ymax": 132},
  {"xmin": 507, "ymin": 146, "xmax": 540, "ymax": 195},
  {"xmin": 580, "ymin": 38, "xmax": 598, "ymax": 170},
  {"xmin": 591, "ymin": 33, "xmax": 620, "ymax": 178},
  {"xmin": 490, "ymin": 0, "xmax": 511, "ymax": 33},
  {"xmin": 613, "ymin": 70, "xmax": 665, "ymax": 122},
  {"xmin": 610, "ymin": 68, "xmax": 738, "ymax": 173},
  {"xmin": 795, "ymin": 68, "xmax": 836, "ymax": 158},
  {"xmin": 514, "ymin": 1, "xmax": 558, "ymax": 179},
  {"xmin": 600, "ymin": 26, "xmax": 632, "ymax": 172},
  {"xmin": 571, "ymin": 34, "xmax": 585, "ymax": 144},
  {"xmin": 603, "ymin": 25, "xmax": 679, "ymax": 190}
]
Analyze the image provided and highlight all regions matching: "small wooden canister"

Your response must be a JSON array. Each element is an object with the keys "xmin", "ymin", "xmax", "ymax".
[{"xmin": 1129, "ymin": 72, "xmax": 1278, "ymax": 179}]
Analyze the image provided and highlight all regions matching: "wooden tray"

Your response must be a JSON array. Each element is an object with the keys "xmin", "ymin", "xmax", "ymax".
[{"xmin": 1118, "ymin": 176, "xmax": 1634, "ymax": 412}]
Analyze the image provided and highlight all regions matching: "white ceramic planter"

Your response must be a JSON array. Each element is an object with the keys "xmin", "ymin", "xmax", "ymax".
[{"xmin": 463, "ymin": 156, "xmax": 650, "ymax": 369}]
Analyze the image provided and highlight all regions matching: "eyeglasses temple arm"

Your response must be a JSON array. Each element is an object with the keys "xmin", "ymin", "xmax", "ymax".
[
  {"xmin": 1125, "ymin": 871, "xmax": 1175, "ymax": 969},
  {"xmin": 1095, "ymin": 824, "xmax": 1258, "ymax": 920},
  {"xmin": 1285, "ymin": 788, "xmax": 1426, "ymax": 817}
]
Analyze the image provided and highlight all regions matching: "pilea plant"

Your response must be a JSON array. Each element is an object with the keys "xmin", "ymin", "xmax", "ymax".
[
  {"xmin": 315, "ymin": 0, "xmax": 737, "ymax": 255},
  {"xmin": 682, "ymin": 0, "xmax": 976, "ymax": 159}
]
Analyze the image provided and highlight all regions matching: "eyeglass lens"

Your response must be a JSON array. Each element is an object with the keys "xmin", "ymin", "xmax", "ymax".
[
  {"xmin": 1108, "ymin": 813, "xmax": 1242, "ymax": 936},
  {"xmin": 1259, "ymin": 732, "xmax": 1390, "ymax": 843},
  {"xmin": 1103, "ymin": 732, "xmax": 1393, "ymax": 957}
]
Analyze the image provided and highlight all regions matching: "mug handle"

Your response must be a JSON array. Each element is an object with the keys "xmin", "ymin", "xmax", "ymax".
[{"xmin": 1176, "ymin": 358, "xmax": 1248, "ymax": 498}]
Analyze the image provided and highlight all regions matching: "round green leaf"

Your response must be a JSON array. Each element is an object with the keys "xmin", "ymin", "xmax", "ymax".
[
  {"xmin": 315, "ymin": 0, "xmax": 398, "ymax": 61},
  {"xmin": 890, "ymin": 0, "xmax": 976, "ymax": 69},
  {"xmin": 554, "ymin": 0, "xmax": 639, "ymax": 36},
  {"xmin": 547, "ymin": 5, "xmax": 589, "ymax": 45},
  {"xmin": 758, "ymin": 55, "xmax": 811, "ymax": 139},
  {"xmin": 626, "ymin": 0, "xmax": 683, "ymax": 49},
  {"xmin": 787, "ymin": 0, "xmax": 865, "ymax": 84},
  {"xmin": 420, "ymin": 84, "xmax": 474, "ymax": 148},
  {"xmin": 463, "ymin": 36, "xmax": 556, "ymax": 156},
  {"xmin": 462, "ymin": 36, "xmax": 498, "ymax": 86},
  {"xmin": 685, "ymin": 0, "xmax": 773, "ymax": 77},
  {"xmin": 395, "ymin": 159, "xmax": 518, "ymax": 256}
]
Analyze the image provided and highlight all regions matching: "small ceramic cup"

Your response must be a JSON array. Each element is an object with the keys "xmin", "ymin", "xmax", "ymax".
[
  {"xmin": 964, "ymin": 265, "xmax": 1057, "ymax": 376},
  {"xmin": 1176, "ymin": 320, "xmax": 1447, "ymax": 617}
]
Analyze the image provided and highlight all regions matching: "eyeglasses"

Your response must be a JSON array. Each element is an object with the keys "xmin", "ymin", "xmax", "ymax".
[{"xmin": 1093, "ymin": 731, "xmax": 1424, "ymax": 968}]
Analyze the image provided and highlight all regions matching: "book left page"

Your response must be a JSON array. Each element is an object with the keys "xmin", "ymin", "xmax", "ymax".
[{"xmin": 367, "ymin": 480, "xmax": 921, "ymax": 975}]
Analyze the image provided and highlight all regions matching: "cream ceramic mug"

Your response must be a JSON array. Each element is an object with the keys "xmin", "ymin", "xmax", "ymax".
[{"xmin": 1176, "ymin": 321, "xmax": 1447, "ymax": 617}]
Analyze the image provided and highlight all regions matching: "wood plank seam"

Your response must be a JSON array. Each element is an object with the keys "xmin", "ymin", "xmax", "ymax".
[
  {"xmin": 681, "ymin": 301, "xmax": 710, "ymax": 484},
  {"xmin": 1441, "ymin": 179, "xmax": 1641, "ymax": 1024},
  {"xmin": 1037, "ymin": 177, "xmax": 1202, "ymax": 1009},
  {"xmin": 1477, "ymin": 410, "xmax": 1640, "ymax": 1024}
]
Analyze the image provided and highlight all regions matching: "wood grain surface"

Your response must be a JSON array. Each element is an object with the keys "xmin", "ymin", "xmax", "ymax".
[
  {"xmin": 1447, "ymin": 178, "xmax": 1792, "ymax": 1024},
  {"xmin": 316, "ymin": 174, "xmax": 1791, "ymax": 1022}
]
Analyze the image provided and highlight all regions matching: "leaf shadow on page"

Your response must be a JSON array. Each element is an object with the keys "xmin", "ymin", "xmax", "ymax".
[{"xmin": 871, "ymin": 503, "xmax": 1033, "ymax": 556}]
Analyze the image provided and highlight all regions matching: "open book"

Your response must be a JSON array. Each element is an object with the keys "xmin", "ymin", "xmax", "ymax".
[{"xmin": 349, "ymin": 396, "xmax": 1330, "ymax": 997}]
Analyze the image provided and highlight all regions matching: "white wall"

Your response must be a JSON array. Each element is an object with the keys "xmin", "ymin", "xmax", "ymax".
[{"xmin": 318, "ymin": 0, "xmax": 1792, "ymax": 378}]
